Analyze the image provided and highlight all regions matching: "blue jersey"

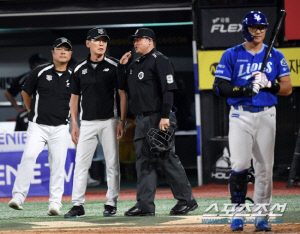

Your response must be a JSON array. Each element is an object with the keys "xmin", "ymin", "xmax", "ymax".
[{"xmin": 215, "ymin": 43, "xmax": 290, "ymax": 106}]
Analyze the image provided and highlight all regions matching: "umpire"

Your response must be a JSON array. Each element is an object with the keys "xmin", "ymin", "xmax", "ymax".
[{"xmin": 118, "ymin": 28, "xmax": 198, "ymax": 216}]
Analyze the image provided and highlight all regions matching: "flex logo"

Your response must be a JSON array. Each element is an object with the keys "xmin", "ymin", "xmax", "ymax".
[{"xmin": 211, "ymin": 17, "xmax": 242, "ymax": 33}]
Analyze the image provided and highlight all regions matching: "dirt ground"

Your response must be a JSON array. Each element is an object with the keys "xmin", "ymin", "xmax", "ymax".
[{"xmin": 2, "ymin": 223, "xmax": 300, "ymax": 234}]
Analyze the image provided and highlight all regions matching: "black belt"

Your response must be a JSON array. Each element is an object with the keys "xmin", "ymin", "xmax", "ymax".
[
  {"xmin": 138, "ymin": 111, "xmax": 160, "ymax": 117},
  {"xmin": 233, "ymin": 105, "xmax": 273, "ymax": 113}
]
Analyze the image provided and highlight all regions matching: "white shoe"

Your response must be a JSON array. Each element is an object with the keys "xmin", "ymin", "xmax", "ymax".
[
  {"xmin": 47, "ymin": 203, "xmax": 60, "ymax": 216},
  {"xmin": 8, "ymin": 199, "xmax": 23, "ymax": 210}
]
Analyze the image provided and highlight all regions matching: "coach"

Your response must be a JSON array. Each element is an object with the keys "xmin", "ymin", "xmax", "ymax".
[
  {"xmin": 8, "ymin": 37, "xmax": 73, "ymax": 216},
  {"xmin": 64, "ymin": 28, "xmax": 127, "ymax": 218}
]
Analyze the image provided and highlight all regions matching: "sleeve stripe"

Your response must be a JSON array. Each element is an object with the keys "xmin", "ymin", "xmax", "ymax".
[
  {"xmin": 38, "ymin": 64, "xmax": 54, "ymax": 77},
  {"xmin": 215, "ymin": 76, "xmax": 231, "ymax": 81},
  {"xmin": 104, "ymin": 57, "xmax": 118, "ymax": 67},
  {"xmin": 278, "ymin": 72, "xmax": 291, "ymax": 78},
  {"xmin": 74, "ymin": 60, "xmax": 87, "ymax": 73}
]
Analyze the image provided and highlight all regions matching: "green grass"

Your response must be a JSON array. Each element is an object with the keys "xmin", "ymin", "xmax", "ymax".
[{"xmin": 0, "ymin": 195, "xmax": 299, "ymax": 231}]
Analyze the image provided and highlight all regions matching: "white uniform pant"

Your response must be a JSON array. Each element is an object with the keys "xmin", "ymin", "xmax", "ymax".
[
  {"xmin": 12, "ymin": 121, "xmax": 70, "ymax": 208},
  {"xmin": 229, "ymin": 106, "xmax": 276, "ymax": 217},
  {"xmin": 72, "ymin": 118, "xmax": 120, "ymax": 207}
]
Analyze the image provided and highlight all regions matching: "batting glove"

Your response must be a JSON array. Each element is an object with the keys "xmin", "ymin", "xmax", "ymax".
[
  {"xmin": 252, "ymin": 72, "xmax": 272, "ymax": 89},
  {"xmin": 252, "ymin": 82, "xmax": 260, "ymax": 95},
  {"xmin": 242, "ymin": 82, "xmax": 258, "ymax": 96}
]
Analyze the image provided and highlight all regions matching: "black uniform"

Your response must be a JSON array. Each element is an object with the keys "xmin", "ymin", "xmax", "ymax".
[
  {"xmin": 8, "ymin": 72, "xmax": 29, "ymax": 97},
  {"xmin": 7, "ymin": 72, "xmax": 30, "ymax": 131},
  {"xmin": 22, "ymin": 63, "xmax": 72, "ymax": 126},
  {"xmin": 71, "ymin": 54, "xmax": 120, "ymax": 120},
  {"xmin": 118, "ymin": 48, "xmax": 196, "ymax": 212}
]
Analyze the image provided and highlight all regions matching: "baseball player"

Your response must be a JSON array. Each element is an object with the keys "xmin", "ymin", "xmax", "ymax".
[
  {"xmin": 8, "ymin": 37, "xmax": 73, "ymax": 216},
  {"xmin": 4, "ymin": 54, "xmax": 48, "ymax": 131},
  {"xmin": 64, "ymin": 27, "xmax": 127, "ymax": 218},
  {"xmin": 118, "ymin": 28, "xmax": 198, "ymax": 216},
  {"xmin": 213, "ymin": 11, "xmax": 292, "ymax": 231}
]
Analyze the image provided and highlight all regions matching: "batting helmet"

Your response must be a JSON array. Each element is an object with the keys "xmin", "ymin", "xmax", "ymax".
[
  {"xmin": 242, "ymin": 11, "xmax": 268, "ymax": 42},
  {"xmin": 147, "ymin": 122, "xmax": 178, "ymax": 153}
]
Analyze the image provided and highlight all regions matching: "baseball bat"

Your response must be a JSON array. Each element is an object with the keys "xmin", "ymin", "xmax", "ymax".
[{"xmin": 260, "ymin": 9, "xmax": 287, "ymax": 72}]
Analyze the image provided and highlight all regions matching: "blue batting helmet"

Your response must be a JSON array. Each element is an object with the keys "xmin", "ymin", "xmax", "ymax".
[{"xmin": 242, "ymin": 11, "xmax": 268, "ymax": 42}]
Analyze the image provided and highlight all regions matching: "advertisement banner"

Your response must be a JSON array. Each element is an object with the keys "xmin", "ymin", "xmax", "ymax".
[
  {"xmin": 198, "ymin": 50, "xmax": 224, "ymax": 90},
  {"xmin": 198, "ymin": 47, "xmax": 300, "ymax": 90},
  {"xmin": 0, "ymin": 149, "xmax": 75, "ymax": 197},
  {"xmin": 285, "ymin": 0, "xmax": 300, "ymax": 40},
  {"xmin": 0, "ymin": 130, "xmax": 76, "ymax": 197},
  {"xmin": 0, "ymin": 131, "xmax": 75, "ymax": 152},
  {"xmin": 200, "ymin": 7, "xmax": 277, "ymax": 48},
  {"xmin": 278, "ymin": 48, "xmax": 300, "ymax": 87}
]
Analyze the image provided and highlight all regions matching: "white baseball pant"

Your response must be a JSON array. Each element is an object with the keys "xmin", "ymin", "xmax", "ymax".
[
  {"xmin": 71, "ymin": 118, "xmax": 120, "ymax": 207},
  {"xmin": 12, "ymin": 121, "xmax": 70, "ymax": 208},
  {"xmin": 229, "ymin": 106, "xmax": 276, "ymax": 218}
]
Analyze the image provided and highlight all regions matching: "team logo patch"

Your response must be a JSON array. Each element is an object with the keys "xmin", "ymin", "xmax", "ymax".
[
  {"xmin": 61, "ymin": 38, "xmax": 67, "ymax": 43},
  {"xmin": 66, "ymin": 79, "xmax": 70, "ymax": 87},
  {"xmin": 280, "ymin": 58, "xmax": 288, "ymax": 66},
  {"xmin": 232, "ymin": 113, "xmax": 239, "ymax": 118},
  {"xmin": 135, "ymin": 29, "xmax": 139, "ymax": 34},
  {"xmin": 103, "ymin": 68, "xmax": 109, "ymax": 72},
  {"xmin": 46, "ymin": 75, "xmax": 52, "ymax": 81},
  {"xmin": 130, "ymin": 69, "xmax": 133, "ymax": 74},
  {"xmin": 166, "ymin": 74, "xmax": 174, "ymax": 84},
  {"xmin": 254, "ymin": 14, "xmax": 262, "ymax": 22},
  {"xmin": 82, "ymin": 69, "xmax": 87, "ymax": 75},
  {"xmin": 138, "ymin": 71, "xmax": 144, "ymax": 79},
  {"xmin": 98, "ymin": 29, "xmax": 104, "ymax": 34}
]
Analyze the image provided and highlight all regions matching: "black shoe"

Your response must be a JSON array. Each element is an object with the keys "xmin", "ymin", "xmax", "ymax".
[
  {"xmin": 64, "ymin": 205, "xmax": 85, "ymax": 218},
  {"xmin": 103, "ymin": 204, "xmax": 117, "ymax": 217},
  {"xmin": 170, "ymin": 202, "xmax": 198, "ymax": 215},
  {"xmin": 124, "ymin": 206, "xmax": 155, "ymax": 216}
]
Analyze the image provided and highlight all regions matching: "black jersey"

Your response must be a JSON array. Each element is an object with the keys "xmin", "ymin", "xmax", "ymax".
[
  {"xmin": 71, "ymin": 54, "xmax": 120, "ymax": 120},
  {"xmin": 22, "ymin": 63, "xmax": 72, "ymax": 126},
  {"xmin": 7, "ymin": 72, "xmax": 29, "ymax": 97},
  {"xmin": 118, "ymin": 48, "xmax": 177, "ymax": 115}
]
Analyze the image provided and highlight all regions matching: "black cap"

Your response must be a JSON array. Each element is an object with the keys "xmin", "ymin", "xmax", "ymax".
[
  {"xmin": 28, "ymin": 53, "xmax": 48, "ymax": 65},
  {"xmin": 128, "ymin": 28, "xmax": 155, "ymax": 41},
  {"xmin": 52, "ymin": 37, "xmax": 72, "ymax": 50},
  {"xmin": 87, "ymin": 27, "xmax": 110, "ymax": 40}
]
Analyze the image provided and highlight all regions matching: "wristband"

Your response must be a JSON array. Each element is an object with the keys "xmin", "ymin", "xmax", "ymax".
[
  {"xmin": 118, "ymin": 119, "xmax": 127, "ymax": 124},
  {"xmin": 269, "ymin": 82, "xmax": 280, "ymax": 94}
]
